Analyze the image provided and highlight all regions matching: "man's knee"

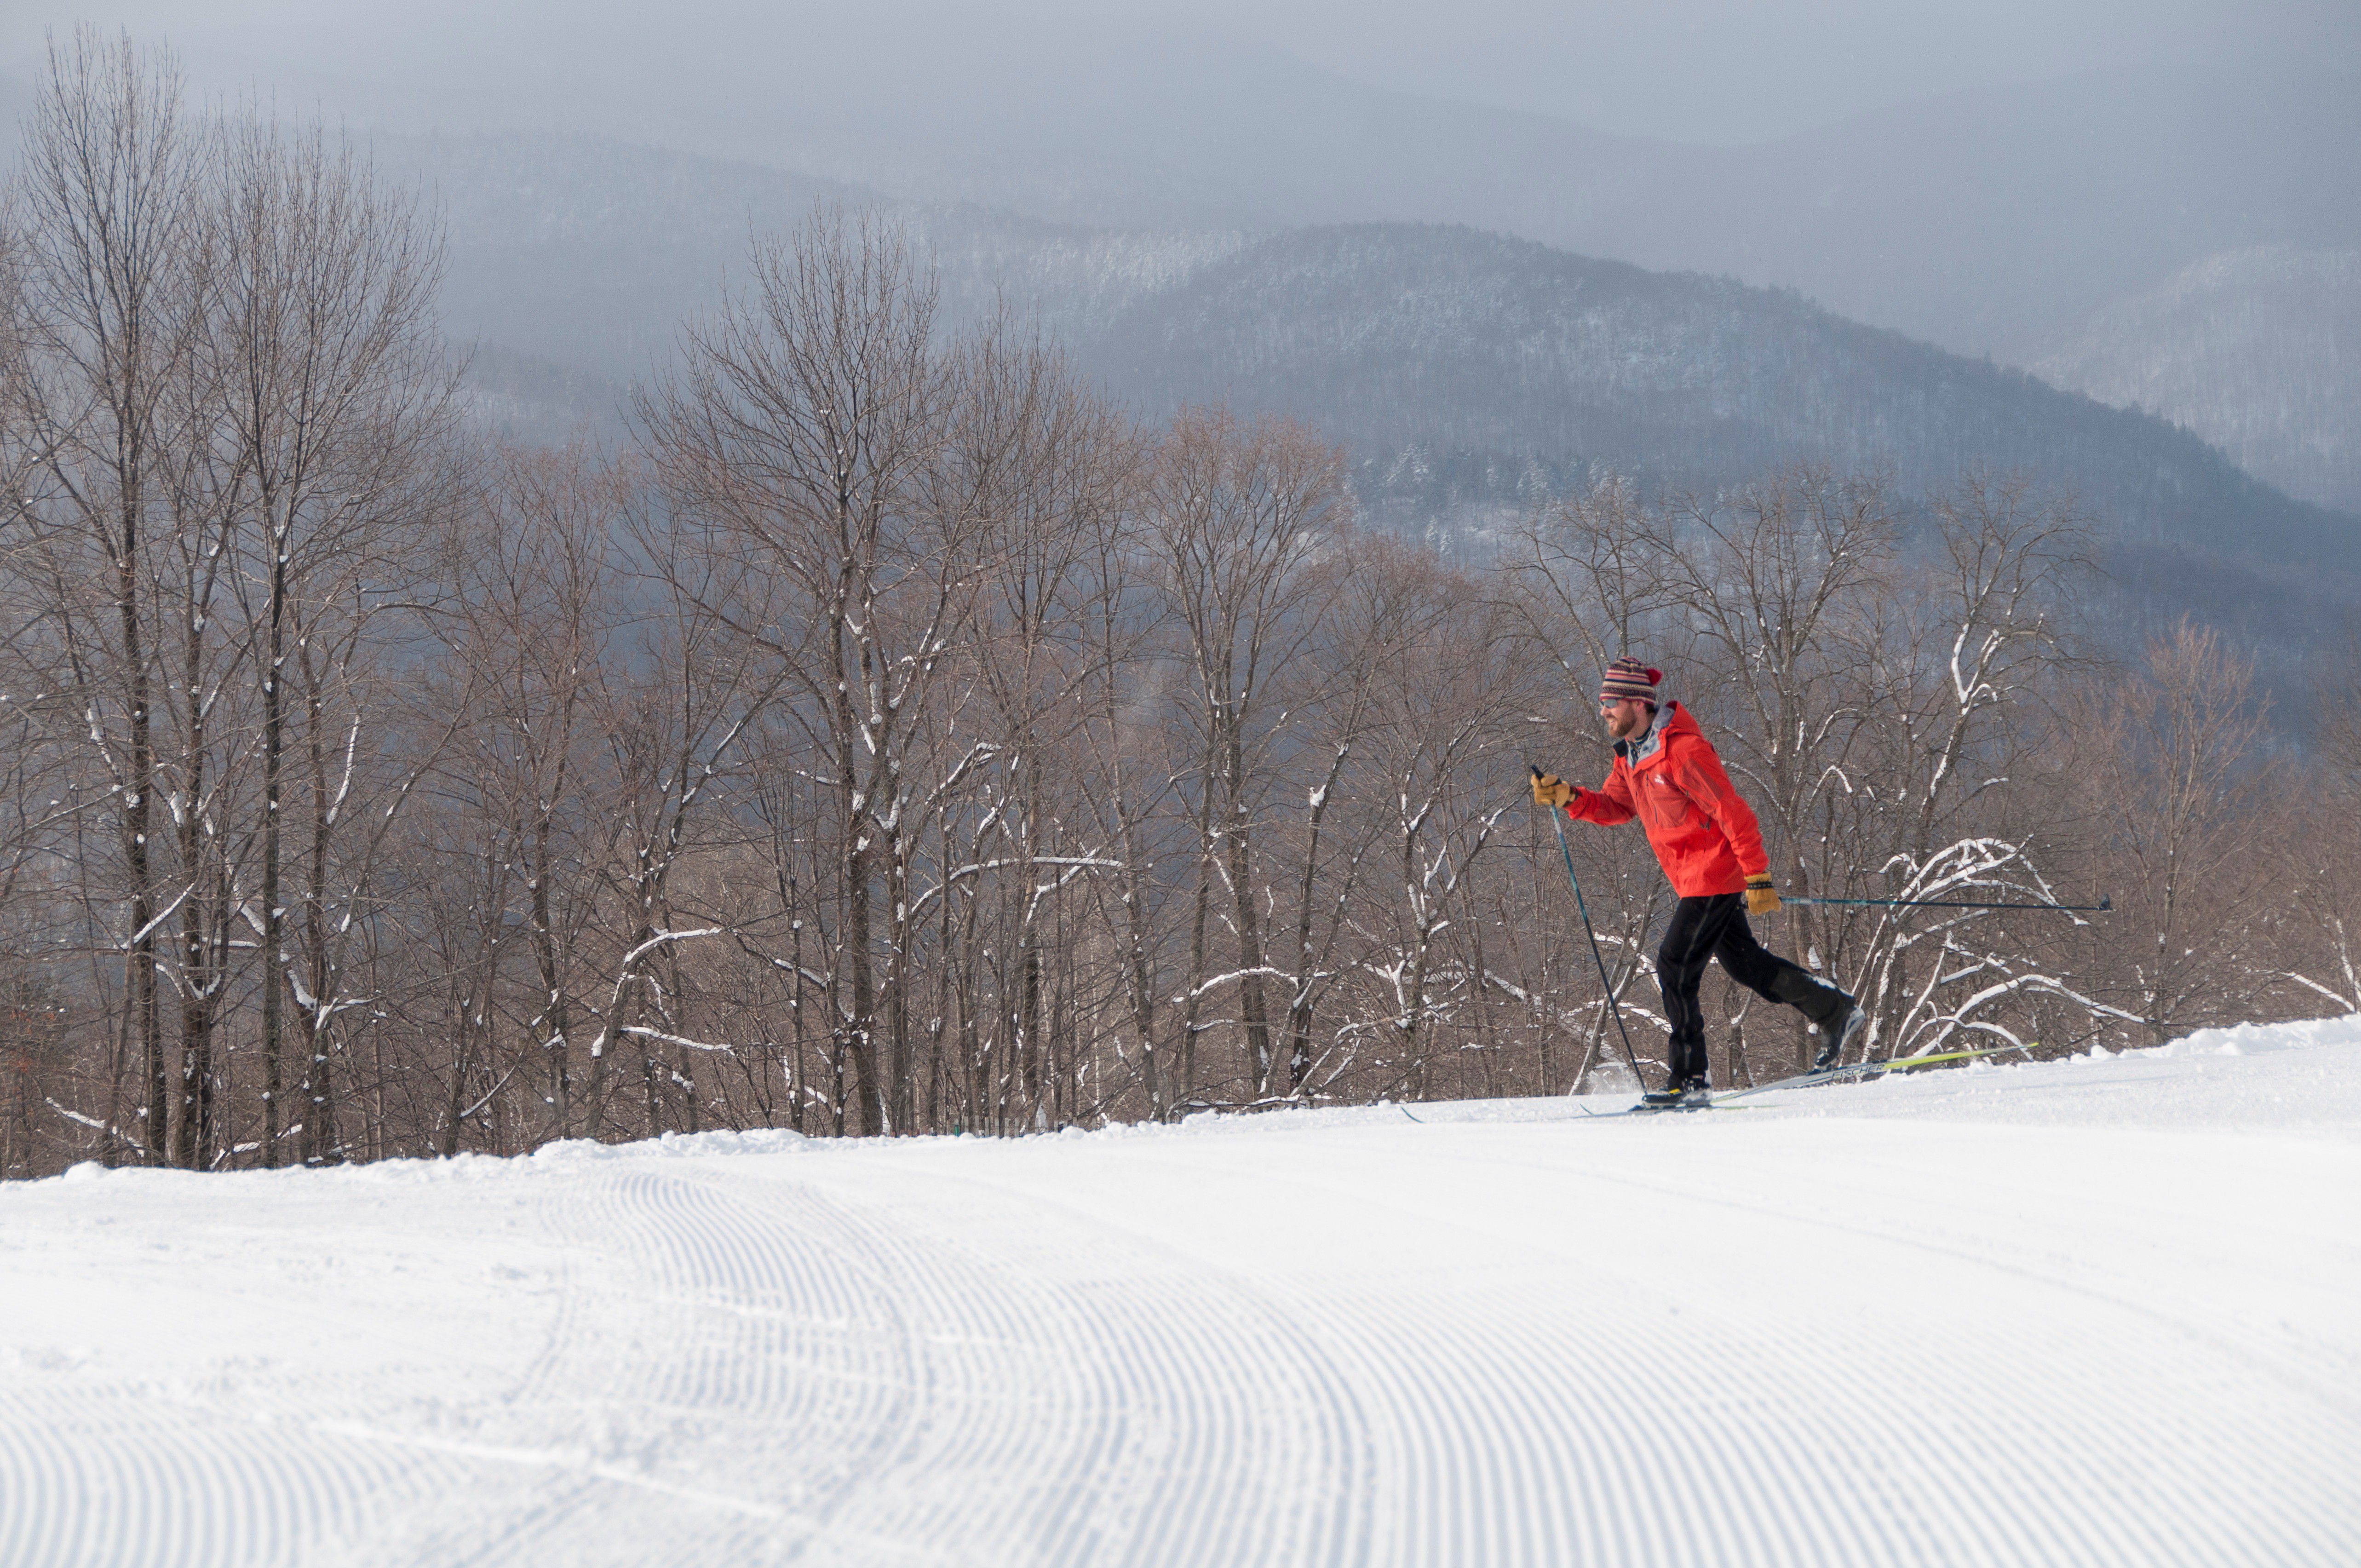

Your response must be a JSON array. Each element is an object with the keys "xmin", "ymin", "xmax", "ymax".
[{"xmin": 1657, "ymin": 949, "xmax": 1706, "ymax": 1000}]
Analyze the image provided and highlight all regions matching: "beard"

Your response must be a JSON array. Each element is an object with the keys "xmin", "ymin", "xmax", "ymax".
[{"xmin": 1606, "ymin": 704, "xmax": 1651, "ymax": 740}]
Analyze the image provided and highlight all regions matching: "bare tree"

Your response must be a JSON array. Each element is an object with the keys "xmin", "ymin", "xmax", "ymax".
[
  {"xmin": 1827, "ymin": 477, "xmax": 2089, "ymax": 1061},
  {"xmin": 2072, "ymin": 622, "xmax": 2281, "ymax": 1044},
  {"xmin": 208, "ymin": 109, "xmax": 458, "ymax": 1163},
  {"xmin": 440, "ymin": 444, "xmax": 627, "ymax": 1143},
  {"xmin": 638, "ymin": 209, "xmax": 977, "ymax": 1136},
  {"xmin": 1646, "ymin": 468, "xmax": 1896, "ymax": 1065},
  {"xmin": 922, "ymin": 331, "xmax": 1137, "ymax": 1132},
  {"xmin": 1150, "ymin": 408, "xmax": 1351, "ymax": 1107},
  {"xmin": 581, "ymin": 501, "xmax": 777, "ymax": 1141},
  {"xmin": 1066, "ymin": 461, "xmax": 1181, "ymax": 1120},
  {"xmin": 2284, "ymin": 639, "xmax": 2361, "ymax": 1014},
  {"xmin": 1497, "ymin": 484, "xmax": 1681, "ymax": 1091},
  {"xmin": 1344, "ymin": 550, "xmax": 1534, "ymax": 1101},
  {"xmin": 6, "ymin": 30, "xmax": 215, "ymax": 1164}
]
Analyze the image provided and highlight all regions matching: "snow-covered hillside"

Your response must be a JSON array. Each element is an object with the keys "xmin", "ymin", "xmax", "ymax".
[
  {"xmin": 6, "ymin": 1020, "xmax": 2359, "ymax": 1566},
  {"xmin": 2033, "ymin": 247, "xmax": 2361, "ymax": 515}
]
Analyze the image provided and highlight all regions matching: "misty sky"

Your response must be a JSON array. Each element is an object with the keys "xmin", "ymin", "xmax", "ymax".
[{"xmin": 14, "ymin": 0, "xmax": 2358, "ymax": 144}]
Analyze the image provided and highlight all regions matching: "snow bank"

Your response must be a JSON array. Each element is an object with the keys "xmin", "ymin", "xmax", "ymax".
[{"xmin": 2130, "ymin": 1010, "xmax": 2361, "ymax": 1058}]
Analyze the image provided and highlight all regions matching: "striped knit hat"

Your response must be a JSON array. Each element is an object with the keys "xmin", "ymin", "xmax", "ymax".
[{"xmin": 1598, "ymin": 656, "xmax": 1662, "ymax": 706}]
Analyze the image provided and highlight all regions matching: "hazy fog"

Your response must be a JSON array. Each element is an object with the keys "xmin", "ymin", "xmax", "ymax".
[
  {"xmin": 6, "ymin": 2, "xmax": 2356, "ymax": 514},
  {"xmin": 13, "ymin": 0, "xmax": 2356, "ymax": 145}
]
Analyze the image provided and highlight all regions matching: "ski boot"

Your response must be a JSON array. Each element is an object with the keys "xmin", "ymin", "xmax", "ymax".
[
  {"xmin": 1813, "ymin": 999, "xmax": 1870, "ymax": 1072},
  {"xmin": 1641, "ymin": 1077, "xmax": 1712, "ymax": 1112}
]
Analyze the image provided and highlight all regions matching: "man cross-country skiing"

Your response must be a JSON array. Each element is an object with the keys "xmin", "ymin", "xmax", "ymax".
[{"xmin": 1532, "ymin": 656, "xmax": 1866, "ymax": 1109}]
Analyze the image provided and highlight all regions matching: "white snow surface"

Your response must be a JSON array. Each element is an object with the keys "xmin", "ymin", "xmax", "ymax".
[{"xmin": 7, "ymin": 1020, "xmax": 2361, "ymax": 1567}]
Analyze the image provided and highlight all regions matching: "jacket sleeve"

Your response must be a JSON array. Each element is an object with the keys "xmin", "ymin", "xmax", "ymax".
[
  {"xmin": 1672, "ymin": 737, "xmax": 1769, "ymax": 879},
  {"xmin": 1564, "ymin": 765, "xmax": 1637, "ymax": 827}
]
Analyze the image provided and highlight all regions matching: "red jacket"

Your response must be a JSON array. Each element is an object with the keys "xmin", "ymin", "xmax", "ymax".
[{"xmin": 1563, "ymin": 702, "xmax": 1769, "ymax": 897}]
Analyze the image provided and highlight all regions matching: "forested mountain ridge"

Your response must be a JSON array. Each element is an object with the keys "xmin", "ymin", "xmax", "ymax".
[
  {"xmin": 308, "ymin": 50, "xmax": 2361, "ymax": 363},
  {"xmin": 26, "ymin": 108, "xmax": 2339, "ymax": 651},
  {"xmin": 1079, "ymin": 224, "xmax": 2358, "ymax": 568},
  {"xmin": 17, "ymin": 103, "xmax": 2343, "ymax": 567},
  {"xmin": 73, "ymin": 42, "xmax": 2345, "ymax": 366},
  {"xmin": 11, "ymin": 51, "xmax": 2356, "ymax": 479},
  {"xmin": 390, "ymin": 137, "xmax": 2357, "ymax": 668},
  {"xmin": 2033, "ymin": 246, "xmax": 2361, "ymax": 516}
]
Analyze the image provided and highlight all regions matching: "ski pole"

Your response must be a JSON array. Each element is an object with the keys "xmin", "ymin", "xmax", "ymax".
[
  {"xmin": 1782, "ymin": 895, "xmax": 2111, "ymax": 913},
  {"xmin": 1536, "ymin": 776, "xmax": 1651, "ymax": 1090}
]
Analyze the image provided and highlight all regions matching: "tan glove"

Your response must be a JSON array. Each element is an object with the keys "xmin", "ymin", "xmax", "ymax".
[
  {"xmin": 1530, "ymin": 767, "xmax": 1578, "ymax": 811},
  {"xmin": 1744, "ymin": 875, "xmax": 1781, "ymax": 917}
]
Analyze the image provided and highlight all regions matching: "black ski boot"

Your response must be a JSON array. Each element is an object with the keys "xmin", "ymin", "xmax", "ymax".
[
  {"xmin": 1640, "ymin": 1078, "xmax": 1712, "ymax": 1112},
  {"xmin": 1814, "ymin": 999, "xmax": 1869, "ymax": 1072}
]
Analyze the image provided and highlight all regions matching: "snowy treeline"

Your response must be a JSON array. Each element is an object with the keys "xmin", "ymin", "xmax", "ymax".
[{"xmin": 5, "ymin": 39, "xmax": 2361, "ymax": 1176}]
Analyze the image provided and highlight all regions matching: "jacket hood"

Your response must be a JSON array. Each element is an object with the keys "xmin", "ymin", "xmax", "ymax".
[{"xmin": 1616, "ymin": 700, "xmax": 1692, "ymax": 766}]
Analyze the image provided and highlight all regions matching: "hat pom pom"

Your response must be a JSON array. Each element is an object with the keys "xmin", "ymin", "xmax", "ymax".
[{"xmin": 1646, "ymin": 667, "xmax": 1662, "ymax": 684}]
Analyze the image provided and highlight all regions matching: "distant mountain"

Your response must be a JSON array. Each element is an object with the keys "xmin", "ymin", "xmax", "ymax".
[
  {"xmin": 554, "ymin": 49, "xmax": 2358, "ymax": 369},
  {"xmin": 391, "ymin": 136, "xmax": 2358, "ymax": 613},
  {"xmin": 354, "ymin": 47, "xmax": 2358, "ymax": 519},
  {"xmin": 1613, "ymin": 61, "xmax": 2361, "ymax": 364},
  {"xmin": 1074, "ymin": 224, "xmax": 2360, "ymax": 678},
  {"xmin": 11, "ymin": 103, "xmax": 2352, "ymax": 683},
  {"xmin": 454, "ymin": 343, "xmax": 630, "ymax": 449},
  {"xmin": 370, "ymin": 131, "xmax": 1243, "ymax": 384},
  {"xmin": 1083, "ymin": 225, "xmax": 2346, "ymax": 541},
  {"xmin": 23, "ymin": 33, "xmax": 2356, "ymax": 368},
  {"xmin": 2032, "ymin": 248, "xmax": 2361, "ymax": 517},
  {"xmin": 379, "ymin": 133, "xmax": 879, "ymax": 380}
]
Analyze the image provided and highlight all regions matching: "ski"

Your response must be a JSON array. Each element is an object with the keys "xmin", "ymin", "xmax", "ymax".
[
  {"xmin": 1711, "ymin": 1040, "xmax": 2031, "ymax": 1104},
  {"xmin": 1714, "ymin": 1040, "xmax": 2027, "ymax": 1101},
  {"xmin": 1559, "ymin": 1040, "xmax": 2028, "ymax": 1120},
  {"xmin": 1575, "ymin": 1104, "xmax": 1693, "ymax": 1119},
  {"xmin": 1578, "ymin": 1096, "xmax": 1749, "ymax": 1119}
]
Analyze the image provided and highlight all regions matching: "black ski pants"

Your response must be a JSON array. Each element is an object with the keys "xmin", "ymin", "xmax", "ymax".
[{"xmin": 1657, "ymin": 892, "xmax": 1847, "ymax": 1087}]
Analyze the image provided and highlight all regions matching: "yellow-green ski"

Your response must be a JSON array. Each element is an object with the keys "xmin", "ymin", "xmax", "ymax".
[{"xmin": 1711, "ymin": 1040, "xmax": 2033, "ymax": 1104}]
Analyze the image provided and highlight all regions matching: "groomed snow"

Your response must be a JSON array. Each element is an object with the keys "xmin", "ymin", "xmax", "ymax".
[{"xmin": 6, "ymin": 1019, "xmax": 2360, "ymax": 1567}]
